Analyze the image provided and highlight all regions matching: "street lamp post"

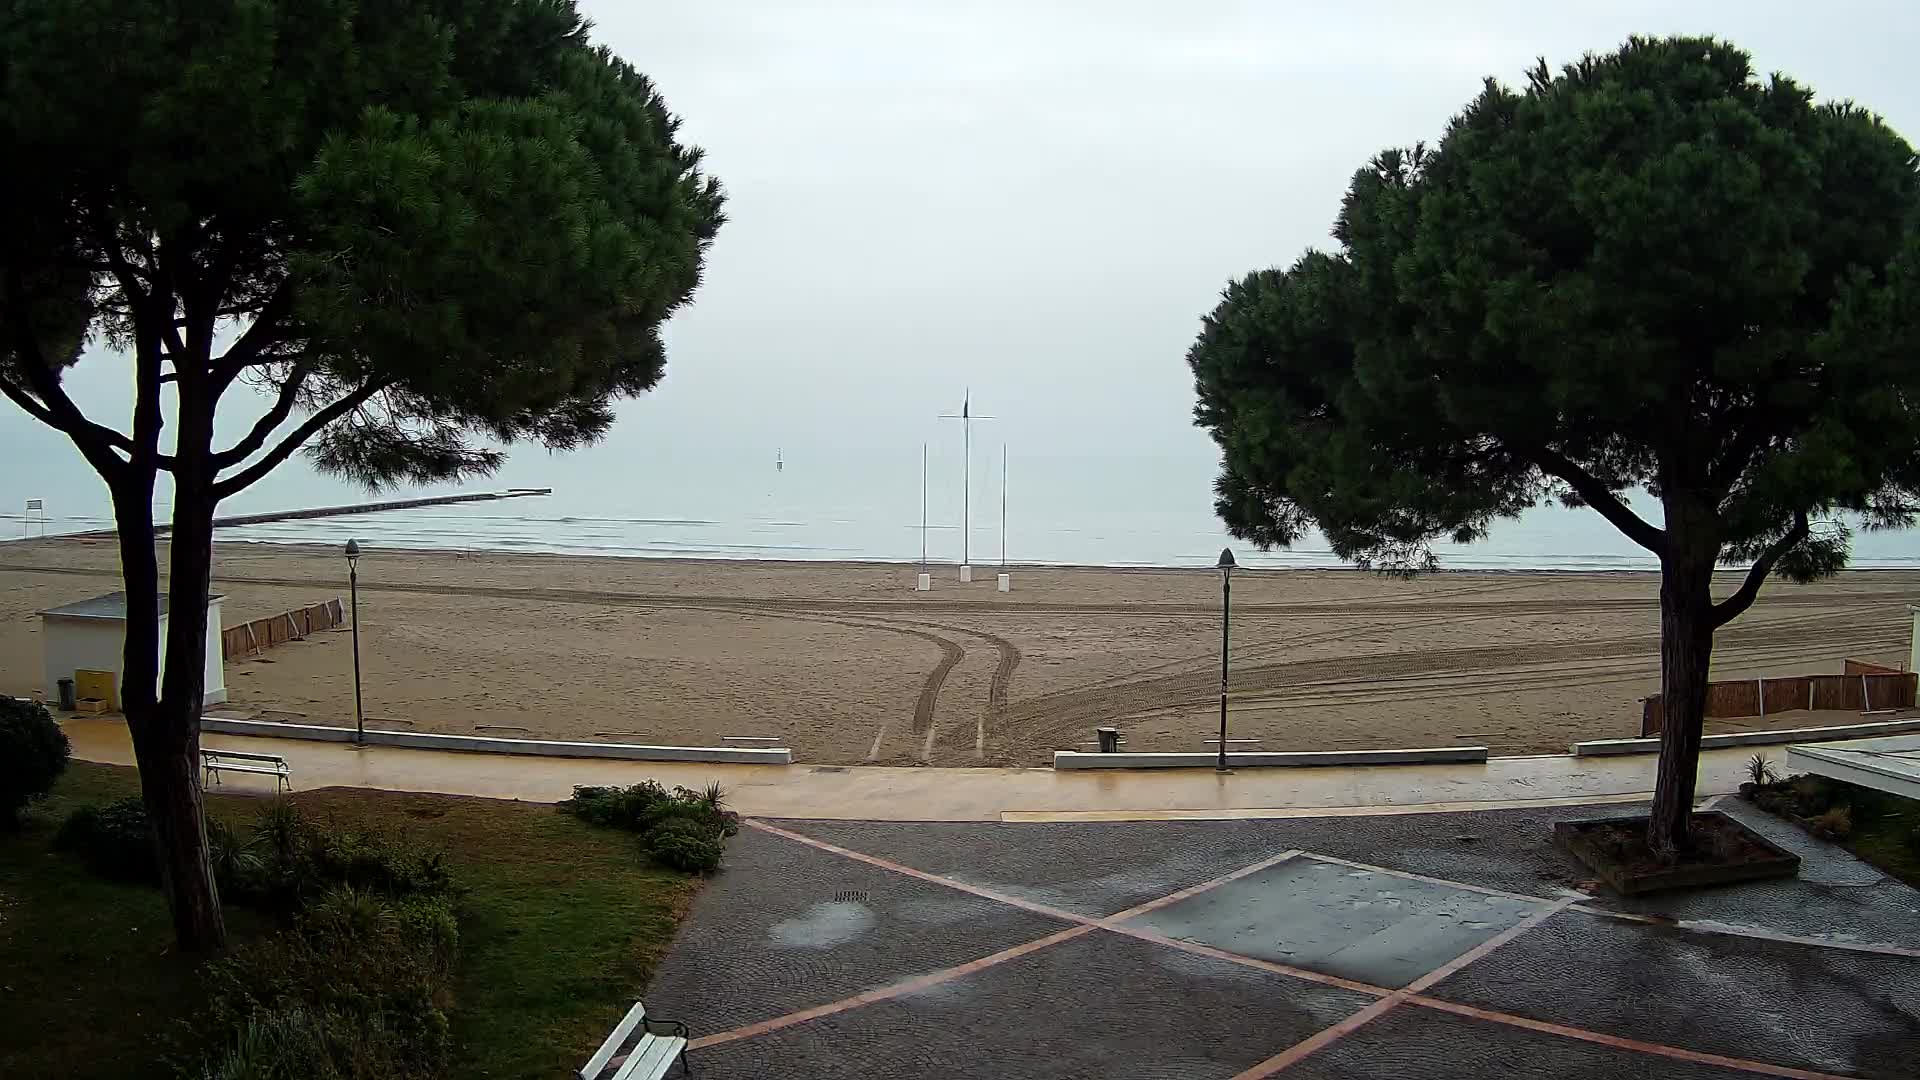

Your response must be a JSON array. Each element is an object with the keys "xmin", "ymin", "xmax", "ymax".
[
  {"xmin": 1217, "ymin": 547, "xmax": 1235, "ymax": 772},
  {"xmin": 346, "ymin": 539, "xmax": 365, "ymax": 746}
]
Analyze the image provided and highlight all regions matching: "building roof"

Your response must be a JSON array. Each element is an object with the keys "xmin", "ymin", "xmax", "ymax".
[{"xmin": 38, "ymin": 591, "xmax": 224, "ymax": 621}]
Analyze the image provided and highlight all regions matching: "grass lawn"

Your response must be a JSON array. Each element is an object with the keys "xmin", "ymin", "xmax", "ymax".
[{"xmin": 0, "ymin": 761, "xmax": 702, "ymax": 1080}]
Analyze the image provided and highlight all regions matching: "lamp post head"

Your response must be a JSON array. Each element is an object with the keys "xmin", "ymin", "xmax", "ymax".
[
  {"xmin": 1216, "ymin": 547, "xmax": 1236, "ymax": 574},
  {"xmin": 345, "ymin": 538, "xmax": 361, "ymax": 567}
]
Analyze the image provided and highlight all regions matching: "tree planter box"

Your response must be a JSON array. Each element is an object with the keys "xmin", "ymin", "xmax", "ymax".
[{"xmin": 1553, "ymin": 812, "xmax": 1801, "ymax": 895}]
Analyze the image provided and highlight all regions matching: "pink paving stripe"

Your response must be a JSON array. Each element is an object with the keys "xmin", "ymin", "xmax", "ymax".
[
  {"xmin": 1103, "ymin": 923, "xmax": 1393, "ymax": 998},
  {"xmin": 1101, "ymin": 849, "xmax": 1303, "ymax": 922},
  {"xmin": 1405, "ymin": 896, "xmax": 1579, "ymax": 994},
  {"xmin": 689, "ymin": 924, "xmax": 1096, "ymax": 1050},
  {"xmin": 746, "ymin": 820, "xmax": 1096, "ymax": 926},
  {"xmin": 1228, "ymin": 897, "xmax": 1579, "ymax": 1078},
  {"xmin": 734, "ymin": 822, "xmax": 1885, "ymax": 1078},
  {"xmin": 1300, "ymin": 852, "xmax": 1552, "ymax": 904},
  {"xmin": 1230, "ymin": 996, "xmax": 1403, "ymax": 1078},
  {"xmin": 1406, "ymin": 997, "xmax": 1859, "ymax": 1080}
]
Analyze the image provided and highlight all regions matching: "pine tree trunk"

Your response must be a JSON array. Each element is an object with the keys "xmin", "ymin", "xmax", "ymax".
[
  {"xmin": 1647, "ymin": 549, "xmax": 1717, "ymax": 857},
  {"xmin": 128, "ymin": 705, "xmax": 223, "ymax": 947},
  {"xmin": 109, "ymin": 472, "xmax": 228, "ymax": 950}
]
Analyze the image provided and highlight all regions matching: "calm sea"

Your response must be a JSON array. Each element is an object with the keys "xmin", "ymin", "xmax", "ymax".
[{"xmin": 7, "ymin": 442, "xmax": 1920, "ymax": 571}]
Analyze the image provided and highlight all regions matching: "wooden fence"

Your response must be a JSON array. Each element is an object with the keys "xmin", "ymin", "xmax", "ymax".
[
  {"xmin": 222, "ymin": 599, "xmax": 346, "ymax": 661},
  {"xmin": 1641, "ymin": 661, "xmax": 1916, "ymax": 736}
]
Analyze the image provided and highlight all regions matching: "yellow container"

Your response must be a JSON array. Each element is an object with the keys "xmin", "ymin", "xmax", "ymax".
[{"xmin": 74, "ymin": 669, "xmax": 118, "ymax": 712}]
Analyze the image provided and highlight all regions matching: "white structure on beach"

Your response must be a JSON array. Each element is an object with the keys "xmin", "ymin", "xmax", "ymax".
[{"xmin": 39, "ymin": 591, "xmax": 227, "ymax": 708}]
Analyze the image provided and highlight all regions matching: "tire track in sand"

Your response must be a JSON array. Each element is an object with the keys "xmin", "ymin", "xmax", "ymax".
[
  {"xmin": 681, "ymin": 602, "xmax": 965, "ymax": 762},
  {"xmin": 862, "ymin": 617, "xmax": 1023, "ymax": 760}
]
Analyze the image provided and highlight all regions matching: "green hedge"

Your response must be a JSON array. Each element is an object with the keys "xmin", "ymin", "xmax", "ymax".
[{"xmin": 558, "ymin": 782, "xmax": 737, "ymax": 873}]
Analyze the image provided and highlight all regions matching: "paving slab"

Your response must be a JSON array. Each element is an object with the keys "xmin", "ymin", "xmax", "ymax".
[
  {"xmin": 1129, "ymin": 857, "xmax": 1543, "ymax": 988},
  {"xmin": 1283, "ymin": 1002, "xmax": 1784, "ymax": 1080},
  {"xmin": 682, "ymin": 929, "xmax": 1378, "ymax": 1079},
  {"xmin": 645, "ymin": 827, "xmax": 1075, "ymax": 1033},
  {"xmin": 1431, "ymin": 910, "xmax": 1920, "ymax": 1079}
]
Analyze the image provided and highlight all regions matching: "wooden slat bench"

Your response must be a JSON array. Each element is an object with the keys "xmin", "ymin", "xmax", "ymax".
[
  {"xmin": 200, "ymin": 748, "xmax": 292, "ymax": 794},
  {"xmin": 580, "ymin": 1001, "xmax": 690, "ymax": 1080}
]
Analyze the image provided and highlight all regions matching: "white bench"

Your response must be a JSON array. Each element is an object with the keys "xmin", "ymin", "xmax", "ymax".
[
  {"xmin": 200, "ymin": 748, "xmax": 292, "ymax": 794},
  {"xmin": 580, "ymin": 1000, "xmax": 690, "ymax": 1080}
]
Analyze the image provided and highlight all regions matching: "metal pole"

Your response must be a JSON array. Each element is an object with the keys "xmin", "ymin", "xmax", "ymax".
[
  {"xmin": 1218, "ymin": 567, "xmax": 1231, "ymax": 772},
  {"xmin": 921, "ymin": 442, "xmax": 928, "ymax": 568},
  {"xmin": 1001, "ymin": 443, "xmax": 1007, "ymax": 567},
  {"xmin": 962, "ymin": 411, "xmax": 970, "ymax": 568},
  {"xmin": 350, "ymin": 562, "xmax": 364, "ymax": 745}
]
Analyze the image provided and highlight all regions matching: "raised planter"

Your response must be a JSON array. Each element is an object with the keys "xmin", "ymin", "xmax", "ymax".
[{"xmin": 1553, "ymin": 811, "xmax": 1800, "ymax": 895}]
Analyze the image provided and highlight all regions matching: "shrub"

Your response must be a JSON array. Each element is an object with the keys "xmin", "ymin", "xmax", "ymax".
[
  {"xmin": 0, "ymin": 697, "xmax": 69, "ymax": 827},
  {"xmin": 54, "ymin": 797, "xmax": 158, "ymax": 881},
  {"xmin": 558, "ymin": 781, "xmax": 673, "ymax": 831},
  {"xmin": 196, "ymin": 887, "xmax": 458, "ymax": 1080},
  {"xmin": 644, "ymin": 817, "xmax": 726, "ymax": 873},
  {"xmin": 1745, "ymin": 754, "xmax": 1777, "ymax": 788},
  {"xmin": 1808, "ymin": 805, "xmax": 1854, "ymax": 840}
]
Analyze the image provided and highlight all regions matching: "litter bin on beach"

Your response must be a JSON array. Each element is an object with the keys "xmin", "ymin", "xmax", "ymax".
[
  {"xmin": 1096, "ymin": 726, "xmax": 1121, "ymax": 753},
  {"xmin": 57, "ymin": 677, "xmax": 76, "ymax": 711}
]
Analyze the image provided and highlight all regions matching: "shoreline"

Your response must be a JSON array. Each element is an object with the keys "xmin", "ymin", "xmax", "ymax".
[{"xmin": 4, "ymin": 532, "xmax": 1883, "ymax": 579}]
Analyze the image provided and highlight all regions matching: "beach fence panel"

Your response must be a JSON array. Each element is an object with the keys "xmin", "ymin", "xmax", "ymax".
[
  {"xmin": 222, "ymin": 600, "xmax": 345, "ymax": 660},
  {"xmin": 1641, "ymin": 665, "xmax": 1916, "ymax": 735}
]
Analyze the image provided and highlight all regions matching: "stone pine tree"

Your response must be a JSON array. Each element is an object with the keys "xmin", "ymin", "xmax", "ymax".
[
  {"xmin": 1189, "ymin": 37, "xmax": 1920, "ymax": 855},
  {"xmin": 0, "ymin": 0, "xmax": 724, "ymax": 948}
]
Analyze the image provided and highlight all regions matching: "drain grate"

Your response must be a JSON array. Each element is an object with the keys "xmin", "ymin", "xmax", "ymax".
[{"xmin": 831, "ymin": 890, "xmax": 871, "ymax": 903}]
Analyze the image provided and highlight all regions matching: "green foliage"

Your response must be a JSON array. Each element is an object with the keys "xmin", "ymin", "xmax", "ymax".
[
  {"xmin": 1746, "ymin": 754, "xmax": 1778, "ymax": 787},
  {"xmin": 559, "ymin": 782, "xmax": 736, "ymax": 871},
  {"xmin": 0, "ymin": 697, "xmax": 70, "ymax": 826},
  {"xmin": 643, "ymin": 818, "xmax": 726, "ymax": 874},
  {"xmin": 1190, "ymin": 35, "xmax": 1920, "ymax": 578},
  {"xmin": 194, "ymin": 888, "xmax": 459, "ymax": 1080},
  {"xmin": 55, "ymin": 797, "xmax": 158, "ymax": 882},
  {"xmin": 558, "ymin": 781, "xmax": 674, "ymax": 831},
  {"xmin": 2, "ymin": 0, "xmax": 725, "ymax": 489},
  {"xmin": 3, "ymin": 762, "xmax": 700, "ymax": 1080}
]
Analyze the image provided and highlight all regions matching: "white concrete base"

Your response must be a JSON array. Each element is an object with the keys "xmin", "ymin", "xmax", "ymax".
[
  {"xmin": 1571, "ymin": 717, "xmax": 1920, "ymax": 757},
  {"xmin": 959, "ymin": 565, "xmax": 973, "ymax": 583},
  {"xmin": 915, "ymin": 572, "xmax": 931, "ymax": 592},
  {"xmin": 997, "ymin": 573, "xmax": 1011, "ymax": 592},
  {"xmin": 200, "ymin": 717, "xmax": 792, "ymax": 764},
  {"xmin": 1053, "ymin": 746, "xmax": 1488, "ymax": 770}
]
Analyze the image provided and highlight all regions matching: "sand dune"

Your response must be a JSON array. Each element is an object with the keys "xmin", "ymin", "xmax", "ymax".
[{"xmin": 1, "ymin": 537, "xmax": 1913, "ymax": 765}]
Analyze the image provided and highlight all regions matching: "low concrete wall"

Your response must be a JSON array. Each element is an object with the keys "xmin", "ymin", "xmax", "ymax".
[
  {"xmin": 1572, "ymin": 717, "xmax": 1920, "ymax": 757},
  {"xmin": 199, "ymin": 717, "xmax": 792, "ymax": 764},
  {"xmin": 1052, "ymin": 746, "xmax": 1488, "ymax": 770}
]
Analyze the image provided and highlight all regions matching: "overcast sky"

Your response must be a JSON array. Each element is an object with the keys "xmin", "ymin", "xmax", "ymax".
[{"xmin": 5, "ymin": 1, "xmax": 1918, "ymax": 522}]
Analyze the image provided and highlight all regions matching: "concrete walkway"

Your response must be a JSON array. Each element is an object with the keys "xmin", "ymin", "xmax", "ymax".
[
  {"xmin": 66, "ymin": 718, "xmax": 1768, "ymax": 820},
  {"xmin": 649, "ymin": 800, "xmax": 1920, "ymax": 1078}
]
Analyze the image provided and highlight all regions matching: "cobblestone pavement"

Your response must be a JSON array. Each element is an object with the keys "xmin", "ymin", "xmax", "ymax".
[{"xmin": 645, "ymin": 800, "xmax": 1920, "ymax": 1078}]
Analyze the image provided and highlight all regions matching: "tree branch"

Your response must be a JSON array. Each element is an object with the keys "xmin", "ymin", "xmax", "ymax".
[
  {"xmin": 212, "ymin": 363, "xmax": 311, "ymax": 468},
  {"xmin": 1711, "ymin": 511, "xmax": 1810, "ymax": 628},
  {"xmin": 209, "ymin": 282, "xmax": 292, "ymax": 396},
  {"xmin": 212, "ymin": 378, "xmax": 390, "ymax": 499},
  {"xmin": 1521, "ymin": 444, "xmax": 1666, "ymax": 553}
]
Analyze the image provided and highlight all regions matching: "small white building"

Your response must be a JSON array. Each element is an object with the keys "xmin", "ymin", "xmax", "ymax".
[{"xmin": 39, "ymin": 592, "xmax": 227, "ymax": 709}]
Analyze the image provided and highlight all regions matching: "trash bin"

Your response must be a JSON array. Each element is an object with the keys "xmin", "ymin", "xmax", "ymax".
[
  {"xmin": 57, "ymin": 677, "xmax": 76, "ymax": 711},
  {"xmin": 1096, "ymin": 726, "xmax": 1120, "ymax": 753}
]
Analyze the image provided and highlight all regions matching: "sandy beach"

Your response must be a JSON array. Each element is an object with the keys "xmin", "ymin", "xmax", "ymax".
[{"xmin": 1, "ymin": 537, "xmax": 1914, "ymax": 766}]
